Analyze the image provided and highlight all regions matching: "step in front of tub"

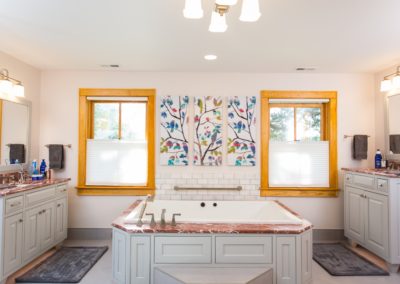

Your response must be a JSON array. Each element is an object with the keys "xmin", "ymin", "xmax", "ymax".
[{"xmin": 154, "ymin": 267, "xmax": 273, "ymax": 284}]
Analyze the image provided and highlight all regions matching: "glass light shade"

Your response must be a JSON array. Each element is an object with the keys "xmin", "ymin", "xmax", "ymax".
[
  {"xmin": 392, "ymin": 75, "xmax": 400, "ymax": 89},
  {"xmin": 209, "ymin": 11, "xmax": 228, "ymax": 33},
  {"xmin": 183, "ymin": 0, "xmax": 204, "ymax": 19},
  {"xmin": 216, "ymin": 0, "xmax": 238, "ymax": 5},
  {"xmin": 239, "ymin": 0, "xmax": 261, "ymax": 22},
  {"xmin": 13, "ymin": 83, "xmax": 25, "ymax": 97},
  {"xmin": 0, "ymin": 78, "xmax": 13, "ymax": 95},
  {"xmin": 380, "ymin": 79, "xmax": 392, "ymax": 92}
]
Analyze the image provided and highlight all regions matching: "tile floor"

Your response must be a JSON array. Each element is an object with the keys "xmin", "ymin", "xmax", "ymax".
[{"xmin": 5, "ymin": 239, "xmax": 400, "ymax": 284}]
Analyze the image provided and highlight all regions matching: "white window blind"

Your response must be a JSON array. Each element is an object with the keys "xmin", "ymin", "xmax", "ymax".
[
  {"xmin": 86, "ymin": 140, "xmax": 147, "ymax": 186},
  {"xmin": 269, "ymin": 141, "xmax": 329, "ymax": 187}
]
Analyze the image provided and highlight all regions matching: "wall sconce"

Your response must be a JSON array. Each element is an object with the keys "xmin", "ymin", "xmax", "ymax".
[
  {"xmin": 380, "ymin": 65, "xmax": 400, "ymax": 94},
  {"xmin": 0, "ymin": 68, "xmax": 25, "ymax": 98}
]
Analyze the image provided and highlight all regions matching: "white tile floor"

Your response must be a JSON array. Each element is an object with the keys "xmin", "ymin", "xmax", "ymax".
[{"xmin": 6, "ymin": 239, "xmax": 400, "ymax": 284}]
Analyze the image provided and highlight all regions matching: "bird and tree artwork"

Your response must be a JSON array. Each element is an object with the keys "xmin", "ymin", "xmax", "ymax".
[
  {"xmin": 227, "ymin": 96, "xmax": 256, "ymax": 166},
  {"xmin": 160, "ymin": 96, "xmax": 189, "ymax": 166},
  {"xmin": 194, "ymin": 96, "xmax": 223, "ymax": 166}
]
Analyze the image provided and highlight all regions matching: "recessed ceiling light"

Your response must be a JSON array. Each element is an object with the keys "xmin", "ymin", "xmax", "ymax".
[{"xmin": 204, "ymin": 54, "xmax": 217, "ymax": 61}]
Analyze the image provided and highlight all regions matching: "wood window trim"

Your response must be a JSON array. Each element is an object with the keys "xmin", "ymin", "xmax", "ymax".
[
  {"xmin": 260, "ymin": 90, "xmax": 338, "ymax": 197},
  {"xmin": 77, "ymin": 88, "xmax": 155, "ymax": 196}
]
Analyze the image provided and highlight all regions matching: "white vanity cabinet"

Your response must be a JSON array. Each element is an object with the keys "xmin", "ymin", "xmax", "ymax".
[
  {"xmin": 0, "ymin": 182, "xmax": 69, "ymax": 283},
  {"xmin": 344, "ymin": 171, "xmax": 400, "ymax": 272}
]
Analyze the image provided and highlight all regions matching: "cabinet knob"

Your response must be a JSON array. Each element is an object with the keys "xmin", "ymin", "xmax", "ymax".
[
  {"xmin": 57, "ymin": 204, "xmax": 61, "ymax": 207},
  {"xmin": 19, "ymin": 219, "xmax": 23, "ymax": 223}
]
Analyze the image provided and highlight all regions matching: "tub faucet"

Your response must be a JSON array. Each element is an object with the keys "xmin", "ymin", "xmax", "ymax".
[
  {"xmin": 160, "ymin": 209, "xmax": 166, "ymax": 226},
  {"xmin": 136, "ymin": 195, "xmax": 153, "ymax": 227}
]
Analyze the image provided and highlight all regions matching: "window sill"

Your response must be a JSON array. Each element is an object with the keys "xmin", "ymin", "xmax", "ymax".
[
  {"xmin": 260, "ymin": 188, "xmax": 339, "ymax": 197},
  {"xmin": 76, "ymin": 185, "xmax": 155, "ymax": 196}
]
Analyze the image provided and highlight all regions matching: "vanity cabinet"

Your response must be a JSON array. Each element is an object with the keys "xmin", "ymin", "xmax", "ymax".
[
  {"xmin": 344, "ymin": 171, "xmax": 399, "ymax": 271},
  {"xmin": 0, "ymin": 182, "xmax": 69, "ymax": 282}
]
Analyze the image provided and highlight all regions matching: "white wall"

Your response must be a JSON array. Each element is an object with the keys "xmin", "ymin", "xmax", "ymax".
[
  {"xmin": 40, "ymin": 71, "xmax": 376, "ymax": 229},
  {"xmin": 0, "ymin": 51, "xmax": 41, "ymax": 164}
]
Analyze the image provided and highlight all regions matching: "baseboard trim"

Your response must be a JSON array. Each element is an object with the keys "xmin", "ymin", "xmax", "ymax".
[
  {"xmin": 68, "ymin": 228, "xmax": 344, "ymax": 242},
  {"xmin": 67, "ymin": 228, "xmax": 112, "ymax": 240}
]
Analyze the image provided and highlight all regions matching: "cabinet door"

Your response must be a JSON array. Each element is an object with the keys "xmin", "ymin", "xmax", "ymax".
[
  {"xmin": 345, "ymin": 186, "xmax": 365, "ymax": 244},
  {"xmin": 54, "ymin": 197, "xmax": 68, "ymax": 243},
  {"xmin": 40, "ymin": 203, "xmax": 55, "ymax": 250},
  {"xmin": 365, "ymin": 191, "xmax": 389, "ymax": 259},
  {"xmin": 23, "ymin": 206, "xmax": 42, "ymax": 261},
  {"xmin": 4, "ymin": 213, "xmax": 23, "ymax": 275}
]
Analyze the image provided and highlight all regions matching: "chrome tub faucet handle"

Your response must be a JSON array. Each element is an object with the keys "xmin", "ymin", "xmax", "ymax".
[
  {"xmin": 171, "ymin": 213, "xmax": 181, "ymax": 226},
  {"xmin": 145, "ymin": 213, "xmax": 156, "ymax": 227},
  {"xmin": 160, "ymin": 209, "xmax": 166, "ymax": 226}
]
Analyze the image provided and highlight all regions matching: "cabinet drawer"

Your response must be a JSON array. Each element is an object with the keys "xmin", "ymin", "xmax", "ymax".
[
  {"xmin": 56, "ymin": 184, "xmax": 68, "ymax": 195},
  {"xmin": 25, "ymin": 187, "xmax": 56, "ymax": 207},
  {"xmin": 215, "ymin": 237, "xmax": 273, "ymax": 264},
  {"xmin": 352, "ymin": 174, "xmax": 375, "ymax": 189},
  {"xmin": 5, "ymin": 195, "xmax": 24, "ymax": 215},
  {"xmin": 376, "ymin": 179, "xmax": 388, "ymax": 193},
  {"xmin": 154, "ymin": 236, "xmax": 211, "ymax": 264}
]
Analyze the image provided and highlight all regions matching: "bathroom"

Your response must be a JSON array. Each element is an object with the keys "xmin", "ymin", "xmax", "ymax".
[{"xmin": 0, "ymin": 0, "xmax": 400, "ymax": 283}]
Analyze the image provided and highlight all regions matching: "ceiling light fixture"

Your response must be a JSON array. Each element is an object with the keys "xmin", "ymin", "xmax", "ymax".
[
  {"xmin": 183, "ymin": 0, "xmax": 204, "ymax": 19},
  {"xmin": 183, "ymin": 0, "xmax": 261, "ymax": 32},
  {"xmin": 380, "ymin": 65, "xmax": 400, "ymax": 93},
  {"xmin": 204, "ymin": 54, "xmax": 218, "ymax": 60},
  {"xmin": 0, "ymin": 68, "xmax": 24, "ymax": 98}
]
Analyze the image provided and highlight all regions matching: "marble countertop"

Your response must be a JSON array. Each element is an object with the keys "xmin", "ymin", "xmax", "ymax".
[
  {"xmin": 112, "ymin": 200, "xmax": 313, "ymax": 235},
  {"xmin": 0, "ymin": 178, "xmax": 71, "ymax": 196},
  {"xmin": 342, "ymin": 168, "xmax": 400, "ymax": 178}
]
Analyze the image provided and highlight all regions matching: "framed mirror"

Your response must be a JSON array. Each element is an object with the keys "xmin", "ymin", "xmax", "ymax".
[
  {"xmin": 385, "ymin": 93, "xmax": 400, "ymax": 159},
  {"xmin": 0, "ymin": 96, "xmax": 31, "ymax": 171}
]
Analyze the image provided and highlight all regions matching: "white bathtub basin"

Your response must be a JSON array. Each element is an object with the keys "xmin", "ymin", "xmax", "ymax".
[{"xmin": 124, "ymin": 200, "xmax": 303, "ymax": 225}]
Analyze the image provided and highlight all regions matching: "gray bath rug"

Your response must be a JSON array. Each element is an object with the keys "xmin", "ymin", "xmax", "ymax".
[
  {"xmin": 313, "ymin": 243, "xmax": 389, "ymax": 276},
  {"xmin": 15, "ymin": 246, "xmax": 108, "ymax": 283}
]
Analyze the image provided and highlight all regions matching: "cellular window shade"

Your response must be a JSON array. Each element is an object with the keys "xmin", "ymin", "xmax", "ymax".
[
  {"xmin": 269, "ymin": 141, "xmax": 329, "ymax": 187},
  {"xmin": 86, "ymin": 140, "xmax": 147, "ymax": 186}
]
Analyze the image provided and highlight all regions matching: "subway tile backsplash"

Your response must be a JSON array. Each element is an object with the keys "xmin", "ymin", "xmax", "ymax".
[{"xmin": 155, "ymin": 172, "xmax": 263, "ymax": 201}]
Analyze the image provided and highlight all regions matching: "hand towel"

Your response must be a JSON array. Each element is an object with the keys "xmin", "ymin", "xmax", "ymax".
[
  {"xmin": 390, "ymin": 135, "xmax": 400, "ymax": 154},
  {"xmin": 9, "ymin": 144, "xmax": 25, "ymax": 164},
  {"xmin": 49, "ymin": 144, "xmax": 64, "ymax": 169},
  {"xmin": 353, "ymin": 135, "xmax": 368, "ymax": 160}
]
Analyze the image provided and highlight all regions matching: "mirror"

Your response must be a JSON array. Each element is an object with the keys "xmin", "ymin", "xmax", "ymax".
[
  {"xmin": 0, "ymin": 97, "xmax": 31, "ymax": 169},
  {"xmin": 387, "ymin": 94, "xmax": 400, "ymax": 156}
]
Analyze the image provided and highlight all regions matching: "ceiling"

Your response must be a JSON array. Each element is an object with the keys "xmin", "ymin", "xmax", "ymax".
[{"xmin": 1, "ymin": 0, "xmax": 400, "ymax": 73}]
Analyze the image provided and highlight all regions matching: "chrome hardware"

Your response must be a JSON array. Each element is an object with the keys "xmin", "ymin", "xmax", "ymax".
[
  {"xmin": 136, "ymin": 194, "xmax": 154, "ymax": 227},
  {"xmin": 145, "ymin": 213, "xmax": 156, "ymax": 227},
  {"xmin": 171, "ymin": 213, "xmax": 181, "ymax": 226},
  {"xmin": 160, "ymin": 209, "xmax": 166, "ymax": 226}
]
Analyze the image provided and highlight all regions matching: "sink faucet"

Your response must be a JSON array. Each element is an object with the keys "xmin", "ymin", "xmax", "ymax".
[{"xmin": 160, "ymin": 209, "xmax": 166, "ymax": 226}]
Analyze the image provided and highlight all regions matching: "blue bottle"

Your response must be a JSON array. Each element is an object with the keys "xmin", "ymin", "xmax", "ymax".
[
  {"xmin": 375, "ymin": 149, "xmax": 383, "ymax": 169},
  {"xmin": 40, "ymin": 159, "xmax": 47, "ymax": 175},
  {"xmin": 31, "ymin": 160, "xmax": 38, "ymax": 175}
]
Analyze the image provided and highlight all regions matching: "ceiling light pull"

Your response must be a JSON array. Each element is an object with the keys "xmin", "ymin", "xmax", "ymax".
[
  {"xmin": 209, "ymin": 4, "xmax": 229, "ymax": 33},
  {"xmin": 183, "ymin": 0, "xmax": 204, "ymax": 19},
  {"xmin": 239, "ymin": 0, "xmax": 261, "ymax": 22},
  {"xmin": 380, "ymin": 65, "xmax": 400, "ymax": 93},
  {"xmin": 0, "ymin": 68, "xmax": 25, "ymax": 98}
]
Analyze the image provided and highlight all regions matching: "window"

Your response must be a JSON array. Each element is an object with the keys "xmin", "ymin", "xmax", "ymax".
[
  {"xmin": 77, "ymin": 89, "xmax": 155, "ymax": 196},
  {"xmin": 261, "ymin": 91, "xmax": 338, "ymax": 197}
]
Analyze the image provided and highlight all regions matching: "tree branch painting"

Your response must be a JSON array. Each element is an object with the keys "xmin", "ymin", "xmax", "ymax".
[
  {"xmin": 227, "ymin": 96, "xmax": 256, "ymax": 166},
  {"xmin": 160, "ymin": 96, "xmax": 189, "ymax": 166},
  {"xmin": 193, "ymin": 96, "xmax": 223, "ymax": 166}
]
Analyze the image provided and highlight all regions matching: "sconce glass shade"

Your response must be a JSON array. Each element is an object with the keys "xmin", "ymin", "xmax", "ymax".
[
  {"xmin": 209, "ymin": 11, "xmax": 228, "ymax": 32},
  {"xmin": 183, "ymin": 0, "xmax": 204, "ymax": 19},
  {"xmin": 0, "ymin": 78, "xmax": 13, "ymax": 95},
  {"xmin": 13, "ymin": 83, "xmax": 25, "ymax": 98},
  {"xmin": 392, "ymin": 75, "xmax": 400, "ymax": 89},
  {"xmin": 380, "ymin": 79, "xmax": 392, "ymax": 92},
  {"xmin": 239, "ymin": 0, "xmax": 261, "ymax": 22},
  {"xmin": 216, "ymin": 0, "xmax": 238, "ymax": 6}
]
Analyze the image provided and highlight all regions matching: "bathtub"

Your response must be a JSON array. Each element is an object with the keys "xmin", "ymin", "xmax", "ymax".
[{"xmin": 124, "ymin": 200, "xmax": 303, "ymax": 225}]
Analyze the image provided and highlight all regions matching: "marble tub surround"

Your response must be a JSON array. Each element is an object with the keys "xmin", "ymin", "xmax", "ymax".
[
  {"xmin": 0, "ymin": 177, "xmax": 71, "ymax": 196},
  {"xmin": 112, "ymin": 200, "xmax": 312, "ymax": 235},
  {"xmin": 342, "ymin": 167, "xmax": 400, "ymax": 178}
]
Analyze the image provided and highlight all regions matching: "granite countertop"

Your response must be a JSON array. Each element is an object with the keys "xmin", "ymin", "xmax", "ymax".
[
  {"xmin": 0, "ymin": 178, "xmax": 71, "ymax": 196},
  {"xmin": 112, "ymin": 200, "xmax": 313, "ymax": 235},
  {"xmin": 342, "ymin": 168, "xmax": 400, "ymax": 178}
]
